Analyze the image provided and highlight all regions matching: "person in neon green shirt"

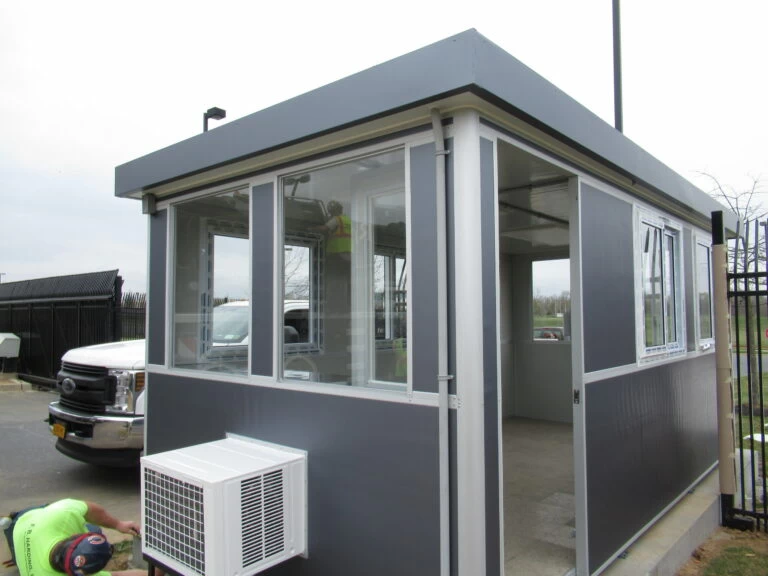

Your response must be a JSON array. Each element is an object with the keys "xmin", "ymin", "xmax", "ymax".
[
  {"xmin": 9, "ymin": 499, "xmax": 161, "ymax": 576},
  {"xmin": 321, "ymin": 200, "xmax": 351, "ymax": 258}
]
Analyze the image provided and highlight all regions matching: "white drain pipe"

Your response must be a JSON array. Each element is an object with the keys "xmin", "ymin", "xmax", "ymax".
[{"xmin": 431, "ymin": 108, "xmax": 452, "ymax": 576}]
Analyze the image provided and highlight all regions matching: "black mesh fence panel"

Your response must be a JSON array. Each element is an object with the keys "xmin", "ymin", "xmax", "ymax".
[
  {"xmin": 29, "ymin": 305, "xmax": 53, "ymax": 378},
  {"xmin": 0, "ymin": 276, "xmax": 147, "ymax": 382}
]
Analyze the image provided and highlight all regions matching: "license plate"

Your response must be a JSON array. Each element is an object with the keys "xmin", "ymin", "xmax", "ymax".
[{"xmin": 52, "ymin": 423, "xmax": 66, "ymax": 439}]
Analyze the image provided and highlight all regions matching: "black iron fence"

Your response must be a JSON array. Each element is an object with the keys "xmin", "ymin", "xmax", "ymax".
[
  {"xmin": 119, "ymin": 292, "xmax": 147, "ymax": 342},
  {"xmin": 726, "ymin": 218, "xmax": 768, "ymax": 530},
  {"xmin": 0, "ymin": 271, "xmax": 146, "ymax": 385}
]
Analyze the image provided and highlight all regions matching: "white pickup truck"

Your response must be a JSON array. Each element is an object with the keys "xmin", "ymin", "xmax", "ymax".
[
  {"xmin": 48, "ymin": 339, "xmax": 146, "ymax": 467},
  {"xmin": 47, "ymin": 300, "xmax": 308, "ymax": 467}
]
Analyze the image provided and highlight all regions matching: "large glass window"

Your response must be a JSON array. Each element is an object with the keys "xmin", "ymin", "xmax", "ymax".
[
  {"xmin": 696, "ymin": 242, "xmax": 713, "ymax": 343},
  {"xmin": 281, "ymin": 149, "xmax": 407, "ymax": 388},
  {"xmin": 172, "ymin": 188, "xmax": 250, "ymax": 374},
  {"xmin": 532, "ymin": 259, "xmax": 570, "ymax": 341},
  {"xmin": 640, "ymin": 217, "xmax": 683, "ymax": 356}
]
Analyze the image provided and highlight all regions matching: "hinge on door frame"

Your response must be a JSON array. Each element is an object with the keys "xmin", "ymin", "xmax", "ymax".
[{"xmin": 573, "ymin": 389, "xmax": 581, "ymax": 405}]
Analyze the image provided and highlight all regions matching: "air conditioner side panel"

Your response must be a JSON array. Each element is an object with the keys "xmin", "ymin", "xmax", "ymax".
[
  {"xmin": 287, "ymin": 458, "xmax": 308, "ymax": 558},
  {"xmin": 206, "ymin": 482, "xmax": 227, "ymax": 576}
]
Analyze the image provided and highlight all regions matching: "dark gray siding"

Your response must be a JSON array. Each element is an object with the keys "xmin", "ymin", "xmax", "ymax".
[
  {"xmin": 251, "ymin": 183, "xmax": 274, "ymax": 376},
  {"xmin": 585, "ymin": 354, "xmax": 717, "ymax": 573},
  {"xmin": 145, "ymin": 374, "xmax": 440, "ymax": 576},
  {"xmin": 480, "ymin": 137, "xmax": 500, "ymax": 575},
  {"xmin": 581, "ymin": 184, "xmax": 636, "ymax": 372},
  {"xmin": 148, "ymin": 210, "xmax": 167, "ymax": 365},
  {"xmin": 411, "ymin": 142, "xmax": 439, "ymax": 394}
]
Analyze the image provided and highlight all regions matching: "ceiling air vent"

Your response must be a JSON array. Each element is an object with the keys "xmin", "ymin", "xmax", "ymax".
[{"xmin": 141, "ymin": 434, "xmax": 307, "ymax": 576}]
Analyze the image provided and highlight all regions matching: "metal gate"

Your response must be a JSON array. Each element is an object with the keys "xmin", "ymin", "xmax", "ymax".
[{"xmin": 725, "ymin": 217, "xmax": 768, "ymax": 530}]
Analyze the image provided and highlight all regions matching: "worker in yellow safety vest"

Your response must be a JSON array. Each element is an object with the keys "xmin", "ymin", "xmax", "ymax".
[{"xmin": 321, "ymin": 200, "xmax": 351, "ymax": 259}]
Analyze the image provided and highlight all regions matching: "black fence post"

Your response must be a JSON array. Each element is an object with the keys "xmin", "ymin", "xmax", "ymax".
[{"xmin": 715, "ymin": 210, "xmax": 758, "ymax": 530}]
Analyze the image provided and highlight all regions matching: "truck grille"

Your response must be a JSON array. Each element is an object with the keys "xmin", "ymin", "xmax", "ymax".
[
  {"xmin": 61, "ymin": 362, "xmax": 109, "ymax": 378},
  {"xmin": 58, "ymin": 362, "xmax": 113, "ymax": 413}
]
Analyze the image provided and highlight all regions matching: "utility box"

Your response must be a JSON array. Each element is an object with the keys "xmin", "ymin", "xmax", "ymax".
[{"xmin": 0, "ymin": 333, "xmax": 20, "ymax": 373}]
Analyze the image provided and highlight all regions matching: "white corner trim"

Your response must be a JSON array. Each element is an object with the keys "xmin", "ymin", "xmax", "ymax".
[{"xmin": 452, "ymin": 108, "xmax": 487, "ymax": 576}]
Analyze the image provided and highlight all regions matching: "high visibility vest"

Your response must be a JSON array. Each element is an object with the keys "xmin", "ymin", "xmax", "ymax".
[{"xmin": 327, "ymin": 215, "xmax": 352, "ymax": 254}]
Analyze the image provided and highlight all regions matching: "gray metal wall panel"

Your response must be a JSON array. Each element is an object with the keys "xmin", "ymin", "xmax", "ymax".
[
  {"xmin": 480, "ymin": 137, "xmax": 501, "ymax": 575},
  {"xmin": 251, "ymin": 183, "xmax": 274, "ymax": 376},
  {"xmin": 145, "ymin": 374, "xmax": 440, "ymax": 576},
  {"xmin": 411, "ymin": 143, "xmax": 439, "ymax": 394},
  {"xmin": 581, "ymin": 185, "xmax": 636, "ymax": 372},
  {"xmin": 147, "ymin": 210, "xmax": 167, "ymax": 365},
  {"xmin": 585, "ymin": 354, "xmax": 717, "ymax": 573}
]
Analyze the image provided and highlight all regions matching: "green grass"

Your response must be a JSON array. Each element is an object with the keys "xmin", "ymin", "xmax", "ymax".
[
  {"xmin": 533, "ymin": 316, "xmax": 564, "ymax": 328},
  {"xmin": 704, "ymin": 546, "xmax": 768, "ymax": 575},
  {"xmin": 732, "ymin": 314, "xmax": 768, "ymax": 353},
  {"xmin": 734, "ymin": 375, "xmax": 768, "ymax": 438},
  {"xmin": 735, "ymin": 376, "xmax": 768, "ymax": 406}
]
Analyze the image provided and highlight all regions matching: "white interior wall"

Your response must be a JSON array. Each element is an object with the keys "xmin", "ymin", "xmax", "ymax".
[{"xmin": 501, "ymin": 254, "xmax": 572, "ymax": 423}]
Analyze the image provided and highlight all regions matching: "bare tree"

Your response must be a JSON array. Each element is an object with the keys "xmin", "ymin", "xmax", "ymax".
[
  {"xmin": 284, "ymin": 245, "xmax": 311, "ymax": 299},
  {"xmin": 704, "ymin": 174, "xmax": 768, "ymax": 412},
  {"xmin": 703, "ymin": 174, "xmax": 767, "ymax": 231}
]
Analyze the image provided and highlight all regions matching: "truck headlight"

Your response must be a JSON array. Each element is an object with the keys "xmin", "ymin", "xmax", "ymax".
[{"xmin": 108, "ymin": 370, "xmax": 136, "ymax": 412}]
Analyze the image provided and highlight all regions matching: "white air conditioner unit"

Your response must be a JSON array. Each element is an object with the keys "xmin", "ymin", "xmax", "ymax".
[{"xmin": 140, "ymin": 434, "xmax": 307, "ymax": 576}]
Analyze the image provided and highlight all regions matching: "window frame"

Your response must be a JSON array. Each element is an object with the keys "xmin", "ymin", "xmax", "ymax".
[
  {"xmin": 277, "ymin": 145, "xmax": 410, "ymax": 391},
  {"xmin": 530, "ymin": 257, "xmax": 571, "ymax": 343},
  {"xmin": 694, "ymin": 236, "xmax": 714, "ymax": 350},
  {"xmin": 356, "ymin": 186, "xmax": 408, "ymax": 389},
  {"xmin": 373, "ymin": 250, "xmax": 407, "ymax": 344},
  {"xmin": 283, "ymin": 233, "xmax": 323, "ymax": 354},
  {"xmin": 158, "ymin": 134, "xmax": 429, "ymax": 405},
  {"xmin": 635, "ymin": 209, "xmax": 686, "ymax": 361},
  {"xmin": 168, "ymin": 184, "xmax": 252, "ymax": 376}
]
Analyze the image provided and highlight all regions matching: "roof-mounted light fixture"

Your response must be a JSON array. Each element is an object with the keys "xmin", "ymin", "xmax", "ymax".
[{"xmin": 203, "ymin": 106, "xmax": 226, "ymax": 133}]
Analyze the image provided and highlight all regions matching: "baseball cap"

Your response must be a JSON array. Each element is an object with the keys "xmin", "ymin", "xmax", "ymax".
[{"xmin": 60, "ymin": 532, "xmax": 113, "ymax": 575}]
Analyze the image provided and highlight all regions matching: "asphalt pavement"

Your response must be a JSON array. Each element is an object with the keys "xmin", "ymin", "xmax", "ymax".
[{"xmin": 0, "ymin": 380, "xmax": 141, "ymax": 574}]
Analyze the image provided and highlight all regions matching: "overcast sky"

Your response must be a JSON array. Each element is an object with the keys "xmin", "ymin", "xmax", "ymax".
[{"xmin": 1, "ymin": 0, "xmax": 766, "ymax": 294}]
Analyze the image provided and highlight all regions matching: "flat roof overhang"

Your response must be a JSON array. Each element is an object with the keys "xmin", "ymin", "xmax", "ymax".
[{"xmin": 115, "ymin": 29, "xmax": 737, "ymax": 232}]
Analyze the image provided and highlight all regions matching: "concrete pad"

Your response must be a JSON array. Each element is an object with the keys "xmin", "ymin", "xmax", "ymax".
[
  {"xmin": 0, "ymin": 375, "xmax": 33, "ymax": 392},
  {"xmin": 601, "ymin": 469, "xmax": 720, "ymax": 576}
]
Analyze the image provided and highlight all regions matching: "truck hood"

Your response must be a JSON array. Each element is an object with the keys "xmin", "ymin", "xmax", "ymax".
[{"xmin": 62, "ymin": 339, "xmax": 146, "ymax": 370}]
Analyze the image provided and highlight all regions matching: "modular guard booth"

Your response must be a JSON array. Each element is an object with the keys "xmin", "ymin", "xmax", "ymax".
[{"xmin": 116, "ymin": 30, "xmax": 738, "ymax": 576}]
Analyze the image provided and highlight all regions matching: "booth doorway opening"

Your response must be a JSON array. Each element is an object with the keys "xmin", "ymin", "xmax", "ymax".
[{"xmin": 497, "ymin": 139, "xmax": 576, "ymax": 576}]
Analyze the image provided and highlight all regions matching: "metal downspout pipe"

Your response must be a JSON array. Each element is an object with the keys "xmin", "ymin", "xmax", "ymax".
[{"xmin": 431, "ymin": 108, "xmax": 452, "ymax": 576}]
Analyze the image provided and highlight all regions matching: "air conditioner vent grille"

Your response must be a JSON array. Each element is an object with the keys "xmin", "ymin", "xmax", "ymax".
[
  {"xmin": 241, "ymin": 470, "xmax": 285, "ymax": 567},
  {"xmin": 144, "ymin": 468, "xmax": 206, "ymax": 575}
]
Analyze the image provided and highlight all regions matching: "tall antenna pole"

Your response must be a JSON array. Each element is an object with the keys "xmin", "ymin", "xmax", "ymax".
[{"xmin": 613, "ymin": 0, "xmax": 624, "ymax": 132}]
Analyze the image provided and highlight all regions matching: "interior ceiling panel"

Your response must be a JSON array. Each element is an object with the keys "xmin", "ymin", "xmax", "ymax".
[{"xmin": 497, "ymin": 140, "xmax": 573, "ymax": 255}]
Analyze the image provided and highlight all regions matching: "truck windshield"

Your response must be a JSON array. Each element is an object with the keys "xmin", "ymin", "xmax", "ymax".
[{"xmin": 212, "ymin": 305, "xmax": 249, "ymax": 344}]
